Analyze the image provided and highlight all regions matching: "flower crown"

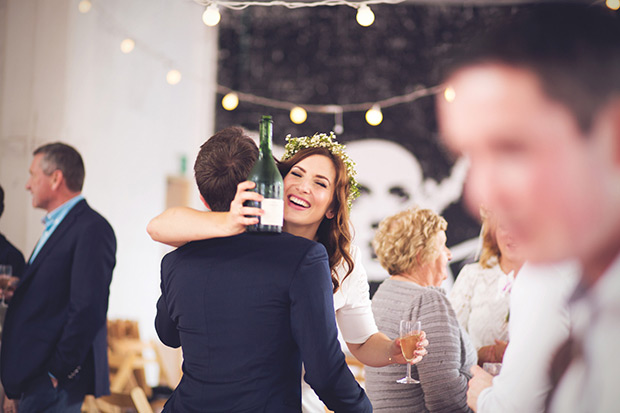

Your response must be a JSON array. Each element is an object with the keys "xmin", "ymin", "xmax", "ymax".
[{"xmin": 282, "ymin": 132, "xmax": 360, "ymax": 209}]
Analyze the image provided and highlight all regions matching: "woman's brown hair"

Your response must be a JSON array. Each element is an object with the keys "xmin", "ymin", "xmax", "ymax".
[
  {"xmin": 278, "ymin": 147, "xmax": 354, "ymax": 292},
  {"xmin": 479, "ymin": 208, "xmax": 501, "ymax": 269}
]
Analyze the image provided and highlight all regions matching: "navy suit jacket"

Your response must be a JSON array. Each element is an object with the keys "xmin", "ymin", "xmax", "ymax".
[
  {"xmin": 0, "ymin": 233, "xmax": 25, "ymax": 278},
  {"xmin": 0, "ymin": 199, "xmax": 116, "ymax": 399},
  {"xmin": 155, "ymin": 232, "xmax": 372, "ymax": 413}
]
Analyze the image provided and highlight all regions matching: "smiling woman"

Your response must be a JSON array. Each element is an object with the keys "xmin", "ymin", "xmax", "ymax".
[{"xmin": 147, "ymin": 130, "xmax": 430, "ymax": 412}]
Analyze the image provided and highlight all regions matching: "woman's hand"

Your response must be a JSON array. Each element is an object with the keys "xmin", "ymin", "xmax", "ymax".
[
  {"xmin": 391, "ymin": 330, "xmax": 429, "ymax": 365},
  {"xmin": 477, "ymin": 339, "xmax": 508, "ymax": 365},
  {"xmin": 225, "ymin": 181, "xmax": 264, "ymax": 235}
]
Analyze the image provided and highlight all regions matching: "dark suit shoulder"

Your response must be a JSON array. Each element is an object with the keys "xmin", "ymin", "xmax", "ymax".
[
  {"xmin": 170, "ymin": 232, "xmax": 323, "ymax": 257},
  {"xmin": 162, "ymin": 232, "xmax": 326, "ymax": 273},
  {"xmin": 71, "ymin": 200, "xmax": 115, "ymax": 234}
]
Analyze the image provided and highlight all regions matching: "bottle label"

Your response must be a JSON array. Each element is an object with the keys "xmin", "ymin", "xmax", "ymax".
[{"xmin": 261, "ymin": 198, "xmax": 284, "ymax": 226}]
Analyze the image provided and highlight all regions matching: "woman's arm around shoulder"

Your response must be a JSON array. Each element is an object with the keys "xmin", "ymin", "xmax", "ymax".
[{"xmin": 146, "ymin": 181, "xmax": 264, "ymax": 247}]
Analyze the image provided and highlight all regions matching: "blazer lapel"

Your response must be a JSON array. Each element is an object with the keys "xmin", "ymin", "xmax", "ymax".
[{"xmin": 20, "ymin": 200, "xmax": 87, "ymax": 284}]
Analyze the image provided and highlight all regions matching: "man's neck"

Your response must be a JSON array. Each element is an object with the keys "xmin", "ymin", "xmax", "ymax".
[
  {"xmin": 581, "ymin": 235, "xmax": 620, "ymax": 289},
  {"xmin": 45, "ymin": 192, "xmax": 81, "ymax": 214}
]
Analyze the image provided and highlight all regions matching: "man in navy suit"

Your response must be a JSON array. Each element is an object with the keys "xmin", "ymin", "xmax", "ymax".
[
  {"xmin": 0, "ymin": 184, "xmax": 26, "ymax": 279},
  {"xmin": 0, "ymin": 143, "xmax": 116, "ymax": 412},
  {"xmin": 155, "ymin": 127, "xmax": 372, "ymax": 412}
]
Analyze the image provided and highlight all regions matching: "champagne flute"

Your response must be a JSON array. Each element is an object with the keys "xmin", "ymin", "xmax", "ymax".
[
  {"xmin": 0, "ymin": 265, "xmax": 13, "ymax": 304},
  {"xmin": 0, "ymin": 265, "xmax": 12, "ymax": 339},
  {"xmin": 397, "ymin": 320, "xmax": 422, "ymax": 384}
]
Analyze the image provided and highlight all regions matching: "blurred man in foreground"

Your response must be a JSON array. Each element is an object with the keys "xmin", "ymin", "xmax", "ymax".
[{"xmin": 436, "ymin": 4, "xmax": 620, "ymax": 412}]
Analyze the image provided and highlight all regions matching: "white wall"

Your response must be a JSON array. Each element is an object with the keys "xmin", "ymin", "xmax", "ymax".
[{"xmin": 0, "ymin": 0, "xmax": 218, "ymax": 339}]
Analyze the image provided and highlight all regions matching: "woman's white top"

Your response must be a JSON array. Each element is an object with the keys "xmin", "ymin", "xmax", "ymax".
[
  {"xmin": 332, "ymin": 244, "xmax": 380, "ymax": 343},
  {"xmin": 302, "ymin": 244, "xmax": 378, "ymax": 412},
  {"xmin": 448, "ymin": 260, "xmax": 514, "ymax": 350}
]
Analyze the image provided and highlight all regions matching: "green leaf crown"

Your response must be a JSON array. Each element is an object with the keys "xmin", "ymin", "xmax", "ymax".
[{"xmin": 281, "ymin": 132, "xmax": 360, "ymax": 209}]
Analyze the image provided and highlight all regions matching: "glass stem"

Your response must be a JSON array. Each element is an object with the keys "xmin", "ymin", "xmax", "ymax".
[{"xmin": 407, "ymin": 362, "xmax": 412, "ymax": 380}]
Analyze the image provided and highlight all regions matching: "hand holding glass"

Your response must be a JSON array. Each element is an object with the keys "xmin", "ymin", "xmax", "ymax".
[
  {"xmin": 0, "ymin": 265, "xmax": 18, "ymax": 304},
  {"xmin": 397, "ymin": 320, "xmax": 422, "ymax": 384}
]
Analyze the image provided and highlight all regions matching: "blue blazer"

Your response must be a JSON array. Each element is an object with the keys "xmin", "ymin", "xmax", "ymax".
[
  {"xmin": 155, "ymin": 232, "xmax": 372, "ymax": 413},
  {"xmin": 0, "ymin": 199, "xmax": 116, "ymax": 399},
  {"xmin": 0, "ymin": 233, "xmax": 26, "ymax": 278}
]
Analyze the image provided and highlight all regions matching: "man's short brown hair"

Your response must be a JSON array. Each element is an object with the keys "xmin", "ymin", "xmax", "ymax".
[
  {"xmin": 194, "ymin": 127, "xmax": 258, "ymax": 212},
  {"xmin": 33, "ymin": 142, "xmax": 85, "ymax": 192}
]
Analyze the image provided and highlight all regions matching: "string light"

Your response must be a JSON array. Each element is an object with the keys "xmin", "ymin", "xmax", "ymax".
[
  {"xmin": 120, "ymin": 38, "xmax": 135, "ymax": 54},
  {"xmin": 78, "ymin": 0, "xmax": 92, "ymax": 13},
  {"xmin": 194, "ymin": 0, "xmax": 406, "ymax": 10},
  {"xmin": 166, "ymin": 69, "xmax": 182, "ymax": 85},
  {"xmin": 222, "ymin": 92, "xmax": 239, "ymax": 110},
  {"xmin": 290, "ymin": 106, "xmax": 308, "ymax": 124},
  {"xmin": 443, "ymin": 86, "xmax": 455, "ymax": 103},
  {"xmin": 356, "ymin": 4, "xmax": 375, "ymax": 27},
  {"xmin": 202, "ymin": 4, "xmax": 222, "ymax": 26},
  {"xmin": 606, "ymin": 0, "xmax": 620, "ymax": 10},
  {"xmin": 81, "ymin": 2, "xmax": 445, "ymax": 129},
  {"xmin": 365, "ymin": 105, "xmax": 383, "ymax": 126}
]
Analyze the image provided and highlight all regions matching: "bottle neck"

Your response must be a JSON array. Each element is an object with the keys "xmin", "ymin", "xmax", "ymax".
[{"xmin": 259, "ymin": 119, "xmax": 273, "ymax": 157}]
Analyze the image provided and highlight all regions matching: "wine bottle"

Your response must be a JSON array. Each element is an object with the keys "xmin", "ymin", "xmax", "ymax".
[{"xmin": 245, "ymin": 115, "xmax": 284, "ymax": 233}]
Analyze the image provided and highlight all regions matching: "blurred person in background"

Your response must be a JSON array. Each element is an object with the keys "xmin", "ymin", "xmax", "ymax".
[
  {"xmin": 0, "ymin": 185, "xmax": 25, "ymax": 279},
  {"xmin": 449, "ymin": 207, "xmax": 524, "ymax": 365},
  {"xmin": 437, "ymin": 3, "xmax": 620, "ymax": 411},
  {"xmin": 365, "ymin": 207, "xmax": 476, "ymax": 412}
]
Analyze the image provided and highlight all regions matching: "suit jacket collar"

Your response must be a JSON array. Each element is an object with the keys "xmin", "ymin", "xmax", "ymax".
[{"xmin": 22, "ymin": 199, "xmax": 89, "ymax": 283}]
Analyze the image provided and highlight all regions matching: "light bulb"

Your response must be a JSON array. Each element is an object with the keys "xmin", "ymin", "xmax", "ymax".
[
  {"xmin": 120, "ymin": 38, "xmax": 135, "ymax": 54},
  {"xmin": 365, "ymin": 106, "xmax": 383, "ymax": 126},
  {"xmin": 334, "ymin": 124, "xmax": 344, "ymax": 135},
  {"xmin": 290, "ymin": 107, "xmax": 308, "ymax": 124},
  {"xmin": 606, "ymin": 0, "xmax": 620, "ymax": 10},
  {"xmin": 202, "ymin": 4, "xmax": 221, "ymax": 27},
  {"xmin": 444, "ymin": 86, "xmax": 456, "ymax": 103},
  {"xmin": 166, "ymin": 69, "xmax": 182, "ymax": 85},
  {"xmin": 356, "ymin": 5, "xmax": 375, "ymax": 27},
  {"xmin": 78, "ymin": 0, "xmax": 92, "ymax": 13},
  {"xmin": 222, "ymin": 92, "xmax": 239, "ymax": 111}
]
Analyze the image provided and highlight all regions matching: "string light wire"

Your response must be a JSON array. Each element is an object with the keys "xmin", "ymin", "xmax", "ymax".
[
  {"xmin": 83, "ymin": 1, "xmax": 446, "ymax": 128},
  {"xmin": 193, "ymin": 0, "xmax": 406, "ymax": 10}
]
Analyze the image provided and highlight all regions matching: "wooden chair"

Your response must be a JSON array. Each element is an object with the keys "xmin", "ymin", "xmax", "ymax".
[
  {"xmin": 82, "ymin": 387, "xmax": 153, "ymax": 413},
  {"xmin": 107, "ymin": 320, "xmax": 152, "ymax": 398}
]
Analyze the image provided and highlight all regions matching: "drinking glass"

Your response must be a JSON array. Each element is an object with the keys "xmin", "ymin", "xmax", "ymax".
[
  {"xmin": 483, "ymin": 362, "xmax": 502, "ymax": 376},
  {"xmin": 0, "ymin": 265, "xmax": 11, "ymax": 339},
  {"xmin": 397, "ymin": 320, "xmax": 422, "ymax": 384},
  {"xmin": 0, "ymin": 265, "xmax": 12, "ymax": 303}
]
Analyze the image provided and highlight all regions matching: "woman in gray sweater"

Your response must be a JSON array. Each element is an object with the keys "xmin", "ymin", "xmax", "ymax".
[{"xmin": 365, "ymin": 207, "xmax": 477, "ymax": 412}]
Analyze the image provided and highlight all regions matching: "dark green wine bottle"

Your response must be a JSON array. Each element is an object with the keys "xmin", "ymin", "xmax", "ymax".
[{"xmin": 245, "ymin": 115, "xmax": 284, "ymax": 233}]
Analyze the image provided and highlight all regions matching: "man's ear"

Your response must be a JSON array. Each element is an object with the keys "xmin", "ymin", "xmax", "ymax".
[
  {"xmin": 612, "ymin": 99, "xmax": 620, "ymax": 167},
  {"xmin": 200, "ymin": 195, "xmax": 211, "ymax": 211},
  {"xmin": 594, "ymin": 98, "xmax": 620, "ymax": 168},
  {"xmin": 50, "ymin": 170, "xmax": 64, "ymax": 191}
]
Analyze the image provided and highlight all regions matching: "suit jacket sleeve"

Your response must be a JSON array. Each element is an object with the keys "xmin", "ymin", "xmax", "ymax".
[
  {"xmin": 289, "ymin": 243, "xmax": 372, "ymax": 413},
  {"xmin": 47, "ymin": 216, "xmax": 116, "ymax": 379},
  {"xmin": 155, "ymin": 255, "xmax": 181, "ymax": 348}
]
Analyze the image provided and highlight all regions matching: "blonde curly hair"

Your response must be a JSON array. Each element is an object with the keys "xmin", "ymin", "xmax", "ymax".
[{"xmin": 373, "ymin": 207, "xmax": 448, "ymax": 276}]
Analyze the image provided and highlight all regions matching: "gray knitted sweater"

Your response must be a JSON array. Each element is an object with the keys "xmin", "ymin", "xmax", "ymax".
[{"xmin": 366, "ymin": 279, "xmax": 477, "ymax": 412}]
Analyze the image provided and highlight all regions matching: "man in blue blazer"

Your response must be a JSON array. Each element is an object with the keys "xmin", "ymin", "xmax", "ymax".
[
  {"xmin": 155, "ymin": 127, "xmax": 372, "ymax": 412},
  {"xmin": 0, "ymin": 143, "xmax": 116, "ymax": 412}
]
